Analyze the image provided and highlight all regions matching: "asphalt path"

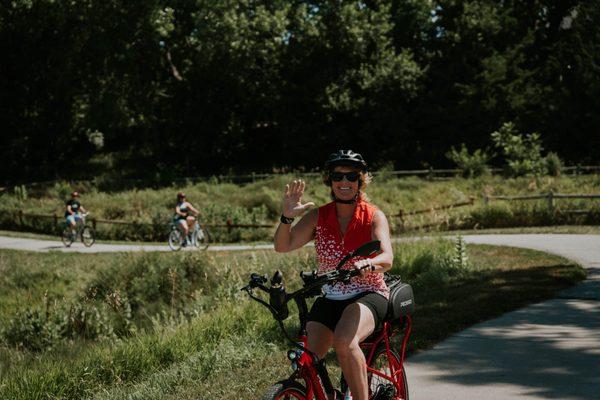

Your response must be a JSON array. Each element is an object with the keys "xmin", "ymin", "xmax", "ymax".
[
  {"xmin": 406, "ymin": 234, "xmax": 600, "ymax": 400},
  {"xmin": 0, "ymin": 233, "xmax": 598, "ymax": 399},
  {"xmin": 0, "ymin": 235, "xmax": 274, "ymax": 253}
]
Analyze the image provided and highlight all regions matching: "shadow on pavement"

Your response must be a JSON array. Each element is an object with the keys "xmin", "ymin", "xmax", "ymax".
[{"xmin": 408, "ymin": 299, "xmax": 600, "ymax": 399}]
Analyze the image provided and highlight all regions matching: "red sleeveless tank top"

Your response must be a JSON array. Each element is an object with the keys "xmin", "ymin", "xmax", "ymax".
[{"xmin": 314, "ymin": 199, "xmax": 389, "ymax": 299}]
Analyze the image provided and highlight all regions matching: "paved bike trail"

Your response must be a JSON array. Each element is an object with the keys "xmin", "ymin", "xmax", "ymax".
[
  {"xmin": 406, "ymin": 234, "xmax": 600, "ymax": 400},
  {"xmin": 0, "ymin": 235, "xmax": 274, "ymax": 253}
]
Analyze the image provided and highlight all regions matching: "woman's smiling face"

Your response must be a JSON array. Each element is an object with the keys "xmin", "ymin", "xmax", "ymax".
[{"xmin": 330, "ymin": 166, "xmax": 360, "ymax": 201}]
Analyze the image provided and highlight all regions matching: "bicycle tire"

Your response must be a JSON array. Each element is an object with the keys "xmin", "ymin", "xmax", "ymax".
[
  {"xmin": 193, "ymin": 224, "xmax": 211, "ymax": 250},
  {"xmin": 340, "ymin": 345, "xmax": 408, "ymax": 400},
  {"xmin": 368, "ymin": 345, "xmax": 408, "ymax": 400},
  {"xmin": 168, "ymin": 228, "xmax": 183, "ymax": 251},
  {"xmin": 61, "ymin": 228, "xmax": 74, "ymax": 247},
  {"xmin": 262, "ymin": 380, "xmax": 307, "ymax": 400},
  {"xmin": 81, "ymin": 226, "xmax": 95, "ymax": 247}
]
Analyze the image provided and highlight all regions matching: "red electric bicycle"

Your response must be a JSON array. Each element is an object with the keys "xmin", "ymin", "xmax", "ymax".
[{"xmin": 241, "ymin": 240, "xmax": 414, "ymax": 400}]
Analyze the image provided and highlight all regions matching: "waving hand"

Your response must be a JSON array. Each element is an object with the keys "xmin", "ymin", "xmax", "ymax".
[{"xmin": 283, "ymin": 180, "xmax": 315, "ymax": 218}]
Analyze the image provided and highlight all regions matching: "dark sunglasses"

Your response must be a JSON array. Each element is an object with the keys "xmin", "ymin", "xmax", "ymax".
[{"xmin": 330, "ymin": 171, "xmax": 360, "ymax": 182}]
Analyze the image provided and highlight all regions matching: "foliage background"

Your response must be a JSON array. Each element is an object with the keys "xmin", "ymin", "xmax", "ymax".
[{"xmin": 1, "ymin": 0, "xmax": 599, "ymax": 183}]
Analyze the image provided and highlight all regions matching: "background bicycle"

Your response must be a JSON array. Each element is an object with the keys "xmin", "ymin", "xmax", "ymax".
[
  {"xmin": 61, "ymin": 213, "xmax": 95, "ymax": 247},
  {"xmin": 168, "ymin": 220, "xmax": 211, "ymax": 251}
]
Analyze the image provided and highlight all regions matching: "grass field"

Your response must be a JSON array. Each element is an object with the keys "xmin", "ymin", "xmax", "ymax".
[
  {"xmin": 0, "ymin": 239, "xmax": 585, "ymax": 399},
  {"xmin": 1, "ymin": 174, "xmax": 599, "ymax": 243}
]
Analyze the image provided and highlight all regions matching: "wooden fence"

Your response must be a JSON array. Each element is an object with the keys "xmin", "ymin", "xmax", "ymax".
[
  {"xmin": 483, "ymin": 192, "xmax": 600, "ymax": 214},
  {"xmin": 2, "ymin": 191, "xmax": 599, "ymax": 237},
  {"xmin": 395, "ymin": 196, "xmax": 476, "ymax": 231}
]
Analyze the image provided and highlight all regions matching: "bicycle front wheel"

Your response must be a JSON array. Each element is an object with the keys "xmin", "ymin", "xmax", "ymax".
[
  {"xmin": 368, "ymin": 345, "xmax": 408, "ymax": 400},
  {"xmin": 262, "ymin": 380, "xmax": 307, "ymax": 400},
  {"xmin": 81, "ymin": 226, "xmax": 95, "ymax": 247},
  {"xmin": 168, "ymin": 229, "xmax": 183, "ymax": 251},
  {"xmin": 193, "ymin": 225, "xmax": 211, "ymax": 249},
  {"xmin": 61, "ymin": 228, "xmax": 74, "ymax": 247}
]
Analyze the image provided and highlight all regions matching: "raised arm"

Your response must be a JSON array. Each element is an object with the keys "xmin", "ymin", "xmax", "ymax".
[
  {"xmin": 273, "ymin": 179, "xmax": 317, "ymax": 253},
  {"xmin": 354, "ymin": 210, "xmax": 394, "ymax": 273},
  {"xmin": 187, "ymin": 203, "xmax": 200, "ymax": 215}
]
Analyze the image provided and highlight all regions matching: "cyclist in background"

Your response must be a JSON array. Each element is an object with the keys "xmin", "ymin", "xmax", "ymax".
[
  {"xmin": 65, "ymin": 191, "xmax": 87, "ymax": 231},
  {"xmin": 174, "ymin": 192, "xmax": 199, "ymax": 245},
  {"xmin": 273, "ymin": 150, "xmax": 394, "ymax": 400}
]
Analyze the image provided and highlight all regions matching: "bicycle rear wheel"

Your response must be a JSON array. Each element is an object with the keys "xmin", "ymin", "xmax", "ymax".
[
  {"xmin": 368, "ymin": 345, "xmax": 408, "ymax": 400},
  {"xmin": 61, "ymin": 227, "xmax": 74, "ymax": 247},
  {"xmin": 262, "ymin": 380, "xmax": 307, "ymax": 400},
  {"xmin": 168, "ymin": 229, "xmax": 183, "ymax": 251},
  {"xmin": 81, "ymin": 226, "xmax": 95, "ymax": 247}
]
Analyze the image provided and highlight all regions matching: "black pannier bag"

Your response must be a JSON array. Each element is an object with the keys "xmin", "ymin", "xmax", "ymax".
[{"xmin": 384, "ymin": 273, "xmax": 415, "ymax": 320}]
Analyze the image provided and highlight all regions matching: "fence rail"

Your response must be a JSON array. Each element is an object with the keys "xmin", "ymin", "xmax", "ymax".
[
  {"xmin": 483, "ymin": 192, "xmax": 600, "ymax": 214},
  {"xmin": 395, "ymin": 196, "xmax": 477, "ymax": 231}
]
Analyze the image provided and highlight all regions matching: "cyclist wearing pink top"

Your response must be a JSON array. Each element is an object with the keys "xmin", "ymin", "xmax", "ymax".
[{"xmin": 274, "ymin": 150, "xmax": 394, "ymax": 400}]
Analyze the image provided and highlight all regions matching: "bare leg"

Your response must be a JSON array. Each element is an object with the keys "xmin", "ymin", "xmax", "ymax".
[
  {"xmin": 307, "ymin": 321, "xmax": 333, "ymax": 359},
  {"xmin": 178, "ymin": 220, "xmax": 189, "ymax": 236},
  {"xmin": 187, "ymin": 216, "xmax": 196, "ymax": 233},
  {"xmin": 333, "ymin": 303, "xmax": 375, "ymax": 400}
]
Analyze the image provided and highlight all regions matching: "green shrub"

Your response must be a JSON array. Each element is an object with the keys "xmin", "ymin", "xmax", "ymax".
[
  {"xmin": 469, "ymin": 204, "xmax": 515, "ymax": 228},
  {"xmin": 545, "ymin": 152, "xmax": 563, "ymax": 177},
  {"xmin": 446, "ymin": 144, "xmax": 492, "ymax": 178},
  {"xmin": 2, "ymin": 300, "xmax": 119, "ymax": 352},
  {"xmin": 391, "ymin": 239, "xmax": 467, "ymax": 290},
  {"xmin": 491, "ymin": 122, "xmax": 546, "ymax": 177}
]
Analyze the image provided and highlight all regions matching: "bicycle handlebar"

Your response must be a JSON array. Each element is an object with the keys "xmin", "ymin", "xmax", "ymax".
[
  {"xmin": 241, "ymin": 239, "xmax": 380, "ymax": 312},
  {"xmin": 240, "ymin": 240, "xmax": 381, "ymax": 359}
]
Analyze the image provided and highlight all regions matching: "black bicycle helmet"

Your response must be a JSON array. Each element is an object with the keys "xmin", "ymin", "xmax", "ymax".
[{"xmin": 325, "ymin": 150, "xmax": 368, "ymax": 171}]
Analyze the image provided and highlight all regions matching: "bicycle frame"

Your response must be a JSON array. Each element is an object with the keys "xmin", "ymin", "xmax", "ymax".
[{"xmin": 292, "ymin": 312, "xmax": 412, "ymax": 399}]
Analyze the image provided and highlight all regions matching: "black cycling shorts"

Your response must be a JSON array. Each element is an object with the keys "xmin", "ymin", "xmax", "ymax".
[{"xmin": 307, "ymin": 292, "xmax": 388, "ymax": 332}]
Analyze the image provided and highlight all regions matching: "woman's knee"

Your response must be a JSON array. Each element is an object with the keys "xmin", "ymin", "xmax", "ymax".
[{"xmin": 332, "ymin": 333, "xmax": 360, "ymax": 357}]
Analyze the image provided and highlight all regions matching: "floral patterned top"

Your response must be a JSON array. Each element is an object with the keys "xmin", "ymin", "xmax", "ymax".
[{"xmin": 314, "ymin": 199, "xmax": 389, "ymax": 299}]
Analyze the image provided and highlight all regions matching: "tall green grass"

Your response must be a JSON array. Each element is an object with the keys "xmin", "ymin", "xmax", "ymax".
[
  {"xmin": 0, "ymin": 174, "xmax": 599, "ymax": 242},
  {"xmin": 0, "ymin": 241, "xmax": 585, "ymax": 399}
]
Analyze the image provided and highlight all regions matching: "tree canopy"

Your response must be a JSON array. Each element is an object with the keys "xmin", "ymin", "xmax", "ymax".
[{"xmin": 1, "ymin": 0, "xmax": 598, "ymax": 183}]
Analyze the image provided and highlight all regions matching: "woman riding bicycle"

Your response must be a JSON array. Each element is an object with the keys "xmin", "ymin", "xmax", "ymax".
[
  {"xmin": 174, "ymin": 192, "xmax": 199, "ymax": 244},
  {"xmin": 65, "ymin": 191, "xmax": 87, "ymax": 231},
  {"xmin": 274, "ymin": 150, "xmax": 393, "ymax": 400}
]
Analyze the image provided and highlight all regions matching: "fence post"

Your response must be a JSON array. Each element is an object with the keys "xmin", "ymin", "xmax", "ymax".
[
  {"xmin": 397, "ymin": 209, "xmax": 405, "ymax": 231},
  {"xmin": 17, "ymin": 210, "xmax": 23, "ymax": 226},
  {"xmin": 92, "ymin": 218, "xmax": 97, "ymax": 230},
  {"xmin": 226, "ymin": 218, "xmax": 233, "ymax": 233},
  {"xmin": 427, "ymin": 166, "xmax": 434, "ymax": 180},
  {"xmin": 53, "ymin": 213, "xmax": 57, "ymax": 227},
  {"xmin": 483, "ymin": 194, "xmax": 489, "ymax": 206},
  {"xmin": 547, "ymin": 190, "xmax": 555, "ymax": 214}
]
